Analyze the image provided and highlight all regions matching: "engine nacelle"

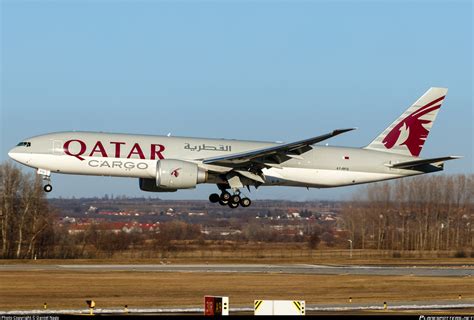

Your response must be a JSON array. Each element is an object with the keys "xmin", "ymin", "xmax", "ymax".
[
  {"xmin": 156, "ymin": 159, "xmax": 207, "ymax": 189},
  {"xmin": 139, "ymin": 178, "xmax": 177, "ymax": 192}
]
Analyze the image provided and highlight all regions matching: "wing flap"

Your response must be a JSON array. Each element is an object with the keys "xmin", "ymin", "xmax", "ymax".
[{"xmin": 235, "ymin": 170, "xmax": 266, "ymax": 183}]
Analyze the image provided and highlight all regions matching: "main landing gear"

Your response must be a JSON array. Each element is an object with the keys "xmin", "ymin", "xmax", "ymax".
[
  {"xmin": 37, "ymin": 168, "xmax": 53, "ymax": 193},
  {"xmin": 209, "ymin": 190, "xmax": 252, "ymax": 209}
]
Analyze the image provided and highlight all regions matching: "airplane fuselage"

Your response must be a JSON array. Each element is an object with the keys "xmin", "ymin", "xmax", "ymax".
[{"xmin": 8, "ymin": 131, "xmax": 436, "ymax": 189}]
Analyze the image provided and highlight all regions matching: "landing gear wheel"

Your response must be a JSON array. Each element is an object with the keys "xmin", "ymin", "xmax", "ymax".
[
  {"xmin": 209, "ymin": 193, "xmax": 220, "ymax": 203},
  {"xmin": 240, "ymin": 198, "xmax": 251, "ymax": 207},
  {"xmin": 43, "ymin": 184, "xmax": 53, "ymax": 193},
  {"xmin": 230, "ymin": 194, "xmax": 241, "ymax": 204},
  {"xmin": 220, "ymin": 191, "xmax": 231, "ymax": 201},
  {"xmin": 228, "ymin": 202, "xmax": 239, "ymax": 209},
  {"xmin": 218, "ymin": 200, "xmax": 229, "ymax": 206}
]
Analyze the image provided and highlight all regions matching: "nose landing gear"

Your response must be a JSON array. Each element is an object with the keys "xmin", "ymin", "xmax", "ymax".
[
  {"xmin": 209, "ymin": 189, "xmax": 252, "ymax": 208},
  {"xmin": 37, "ymin": 168, "xmax": 53, "ymax": 193},
  {"xmin": 43, "ymin": 184, "xmax": 53, "ymax": 193}
]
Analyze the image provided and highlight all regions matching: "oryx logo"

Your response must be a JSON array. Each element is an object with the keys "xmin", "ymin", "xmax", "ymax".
[
  {"xmin": 382, "ymin": 96, "xmax": 444, "ymax": 157},
  {"xmin": 170, "ymin": 168, "xmax": 181, "ymax": 178}
]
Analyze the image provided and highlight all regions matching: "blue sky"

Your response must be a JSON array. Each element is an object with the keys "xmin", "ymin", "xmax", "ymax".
[{"xmin": 1, "ymin": 0, "xmax": 472, "ymax": 200}]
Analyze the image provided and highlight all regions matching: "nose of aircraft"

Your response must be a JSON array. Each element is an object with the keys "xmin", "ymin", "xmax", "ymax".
[
  {"xmin": 8, "ymin": 147, "xmax": 18, "ymax": 161},
  {"xmin": 8, "ymin": 147, "xmax": 30, "ymax": 164}
]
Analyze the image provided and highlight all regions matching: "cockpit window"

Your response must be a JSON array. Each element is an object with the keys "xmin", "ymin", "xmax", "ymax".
[{"xmin": 16, "ymin": 142, "xmax": 31, "ymax": 147}]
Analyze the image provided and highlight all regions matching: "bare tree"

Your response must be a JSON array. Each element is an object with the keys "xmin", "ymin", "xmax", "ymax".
[
  {"xmin": 0, "ymin": 162, "xmax": 52, "ymax": 259},
  {"xmin": 341, "ymin": 174, "xmax": 473, "ymax": 253}
]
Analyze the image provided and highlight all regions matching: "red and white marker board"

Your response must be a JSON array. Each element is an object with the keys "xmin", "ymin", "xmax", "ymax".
[{"xmin": 204, "ymin": 296, "xmax": 229, "ymax": 316}]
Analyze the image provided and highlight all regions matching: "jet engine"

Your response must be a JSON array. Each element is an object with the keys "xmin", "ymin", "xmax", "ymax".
[
  {"xmin": 139, "ymin": 178, "xmax": 177, "ymax": 192},
  {"xmin": 139, "ymin": 159, "xmax": 207, "ymax": 192}
]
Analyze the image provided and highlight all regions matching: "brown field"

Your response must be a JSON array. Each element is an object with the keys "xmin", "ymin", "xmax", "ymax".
[
  {"xmin": 0, "ymin": 270, "xmax": 473, "ymax": 311},
  {"xmin": 1, "ymin": 247, "xmax": 473, "ymax": 266},
  {"xmin": 1, "ymin": 257, "xmax": 473, "ymax": 267}
]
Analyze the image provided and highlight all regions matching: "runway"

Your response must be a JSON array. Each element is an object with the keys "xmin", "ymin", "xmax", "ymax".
[
  {"xmin": 2, "ymin": 299, "xmax": 474, "ymax": 315},
  {"xmin": 1, "ymin": 263, "xmax": 472, "ymax": 277}
]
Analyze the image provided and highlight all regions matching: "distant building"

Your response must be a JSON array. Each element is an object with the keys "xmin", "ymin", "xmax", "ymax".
[
  {"xmin": 188, "ymin": 212, "xmax": 206, "ymax": 216},
  {"xmin": 202, "ymin": 227, "xmax": 242, "ymax": 237},
  {"xmin": 85, "ymin": 206, "xmax": 97, "ymax": 214},
  {"xmin": 67, "ymin": 222, "xmax": 160, "ymax": 234},
  {"xmin": 288, "ymin": 212, "xmax": 301, "ymax": 219},
  {"xmin": 60, "ymin": 216, "xmax": 76, "ymax": 224}
]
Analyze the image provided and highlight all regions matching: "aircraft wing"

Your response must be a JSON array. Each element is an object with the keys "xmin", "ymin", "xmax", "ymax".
[
  {"xmin": 387, "ymin": 156, "xmax": 462, "ymax": 169},
  {"xmin": 203, "ymin": 128, "xmax": 356, "ymax": 168}
]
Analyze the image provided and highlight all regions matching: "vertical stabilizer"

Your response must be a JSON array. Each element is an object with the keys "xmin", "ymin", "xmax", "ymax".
[{"xmin": 365, "ymin": 87, "xmax": 448, "ymax": 157}]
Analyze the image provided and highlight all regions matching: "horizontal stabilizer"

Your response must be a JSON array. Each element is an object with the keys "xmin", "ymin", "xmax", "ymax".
[{"xmin": 386, "ymin": 156, "xmax": 462, "ymax": 169}]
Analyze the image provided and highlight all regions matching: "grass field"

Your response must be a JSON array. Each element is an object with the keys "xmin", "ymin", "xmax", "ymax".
[
  {"xmin": 0, "ymin": 270, "xmax": 473, "ymax": 311},
  {"xmin": 2, "ymin": 244, "xmax": 473, "ymax": 265},
  {"xmin": 1, "ymin": 255, "xmax": 473, "ymax": 266}
]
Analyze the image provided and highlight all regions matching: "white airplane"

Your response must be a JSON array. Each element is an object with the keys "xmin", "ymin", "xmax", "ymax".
[{"xmin": 8, "ymin": 87, "xmax": 460, "ymax": 208}]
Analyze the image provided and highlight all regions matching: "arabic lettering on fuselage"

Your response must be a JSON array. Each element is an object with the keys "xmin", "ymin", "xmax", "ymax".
[{"xmin": 184, "ymin": 143, "xmax": 232, "ymax": 152}]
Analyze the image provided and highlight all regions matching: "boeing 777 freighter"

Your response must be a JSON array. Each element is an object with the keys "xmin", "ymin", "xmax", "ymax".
[{"xmin": 8, "ymin": 88, "xmax": 460, "ymax": 208}]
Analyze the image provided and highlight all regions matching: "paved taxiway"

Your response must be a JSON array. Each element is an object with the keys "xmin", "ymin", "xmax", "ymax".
[{"xmin": 1, "ymin": 263, "xmax": 472, "ymax": 277}]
